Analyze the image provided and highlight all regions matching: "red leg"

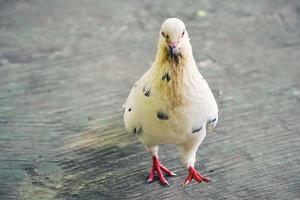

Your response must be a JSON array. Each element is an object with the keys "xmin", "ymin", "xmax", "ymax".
[
  {"xmin": 184, "ymin": 166, "xmax": 211, "ymax": 185},
  {"xmin": 147, "ymin": 156, "xmax": 176, "ymax": 186}
]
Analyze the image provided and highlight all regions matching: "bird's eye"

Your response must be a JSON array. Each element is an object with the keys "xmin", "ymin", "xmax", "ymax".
[
  {"xmin": 181, "ymin": 30, "xmax": 185, "ymax": 37},
  {"xmin": 161, "ymin": 32, "xmax": 169, "ymax": 39}
]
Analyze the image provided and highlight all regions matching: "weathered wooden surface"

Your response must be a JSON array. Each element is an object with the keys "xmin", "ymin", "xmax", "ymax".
[{"xmin": 0, "ymin": 0, "xmax": 300, "ymax": 199}]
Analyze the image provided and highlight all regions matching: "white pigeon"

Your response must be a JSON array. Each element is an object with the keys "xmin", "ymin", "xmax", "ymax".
[{"xmin": 123, "ymin": 18, "xmax": 218, "ymax": 186}]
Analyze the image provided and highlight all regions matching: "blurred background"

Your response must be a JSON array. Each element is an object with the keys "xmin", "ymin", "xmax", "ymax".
[{"xmin": 0, "ymin": 0, "xmax": 299, "ymax": 199}]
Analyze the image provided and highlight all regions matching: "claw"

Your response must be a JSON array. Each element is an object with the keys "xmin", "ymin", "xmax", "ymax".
[
  {"xmin": 184, "ymin": 166, "xmax": 211, "ymax": 185},
  {"xmin": 184, "ymin": 173, "xmax": 192, "ymax": 185},
  {"xmin": 147, "ymin": 169, "xmax": 155, "ymax": 183},
  {"xmin": 147, "ymin": 156, "xmax": 175, "ymax": 186},
  {"xmin": 160, "ymin": 164, "xmax": 176, "ymax": 176}
]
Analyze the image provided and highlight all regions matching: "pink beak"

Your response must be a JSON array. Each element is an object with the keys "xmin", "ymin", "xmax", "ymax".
[{"xmin": 167, "ymin": 42, "xmax": 177, "ymax": 49}]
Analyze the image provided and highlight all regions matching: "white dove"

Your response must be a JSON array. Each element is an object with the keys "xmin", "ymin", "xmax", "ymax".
[{"xmin": 123, "ymin": 18, "xmax": 218, "ymax": 186}]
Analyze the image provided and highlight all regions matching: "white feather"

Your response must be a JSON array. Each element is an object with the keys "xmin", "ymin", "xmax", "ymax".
[
  {"xmin": 123, "ymin": 18, "xmax": 218, "ymax": 168},
  {"xmin": 124, "ymin": 58, "xmax": 218, "ymax": 146}
]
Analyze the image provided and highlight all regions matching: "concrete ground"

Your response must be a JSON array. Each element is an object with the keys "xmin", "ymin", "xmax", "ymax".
[{"xmin": 0, "ymin": 0, "xmax": 299, "ymax": 199}]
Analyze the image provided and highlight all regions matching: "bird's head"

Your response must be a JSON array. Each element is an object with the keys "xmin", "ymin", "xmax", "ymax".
[{"xmin": 159, "ymin": 18, "xmax": 189, "ymax": 59}]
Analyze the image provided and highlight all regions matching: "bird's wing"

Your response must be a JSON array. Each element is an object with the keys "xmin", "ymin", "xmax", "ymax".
[
  {"xmin": 123, "ymin": 81, "xmax": 141, "ymax": 134},
  {"xmin": 123, "ymin": 68, "xmax": 153, "ymax": 135},
  {"xmin": 194, "ymin": 78, "xmax": 218, "ymax": 132},
  {"xmin": 204, "ymin": 80, "xmax": 218, "ymax": 131}
]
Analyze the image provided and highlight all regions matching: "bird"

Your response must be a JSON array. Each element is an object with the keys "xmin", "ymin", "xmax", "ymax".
[{"xmin": 123, "ymin": 18, "xmax": 218, "ymax": 186}]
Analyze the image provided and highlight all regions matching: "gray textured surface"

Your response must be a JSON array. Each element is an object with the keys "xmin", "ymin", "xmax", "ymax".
[{"xmin": 0, "ymin": 0, "xmax": 300, "ymax": 199}]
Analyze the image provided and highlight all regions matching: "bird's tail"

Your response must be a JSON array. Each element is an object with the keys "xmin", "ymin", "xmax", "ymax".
[{"xmin": 206, "ymin": 117, "xmax": 218, "ymax": 132}]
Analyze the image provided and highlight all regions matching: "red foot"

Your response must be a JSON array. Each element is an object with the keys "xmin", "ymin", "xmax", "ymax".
[
  {"xmin": 184, "ymin": 167, "xmax": 211, "ymax": 185},
  {"xmin": 147, "ymin": 156, "xmax": 176, "ymax": 186}
]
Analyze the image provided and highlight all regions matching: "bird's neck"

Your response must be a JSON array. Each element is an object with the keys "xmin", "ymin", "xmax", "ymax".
[
  {"xmin": 153, "ymin": 42, "xmax": 194, "ymax": 109},
  {"xmin": 154, "ymin": 41, "xmax": 194, "ymax": 67}
]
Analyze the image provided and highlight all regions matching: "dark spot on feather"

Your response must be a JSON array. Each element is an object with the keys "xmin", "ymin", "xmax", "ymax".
[
  {"xmin": 157, "ymin": 112, "xmax": 169, "ymax": 120},
  {"xmin": 162, "ymin": 73, "xmax": 171, "ymax": 82},
  {"xmin": 143, "ymin": 85, "xmax": 151, "ymax": 97},
  {"xmin": 128, "ymin": 108, "xmax": 132, "ymax": 112},
  {"xmin": 137, "ymin": 127, "xmax": 142, "ymax": 135},
  {"xmin": 169, "ymin": 53, "xmax": 182, "ymax": 66},
  {"xmin": 134, "ymin": 83, "xmax": 137, "ymax": 87},
  {"xmin": 192, "ymin": 126, "xmax": 202, "ymax": 133},
  {"xmin": 208, "ymin": 118, "xmax": 217, "ymax": 123},
  {"xmin": 144, "ymin": 90, "xmax": 151, "ymax": 97},
  {"xmin": 174, "ymin": 55, "xmax": 179, "ymax": 65},
  {"xmin": 133, "ymin": 127, "xmax": 142, "ymax": 135}
]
